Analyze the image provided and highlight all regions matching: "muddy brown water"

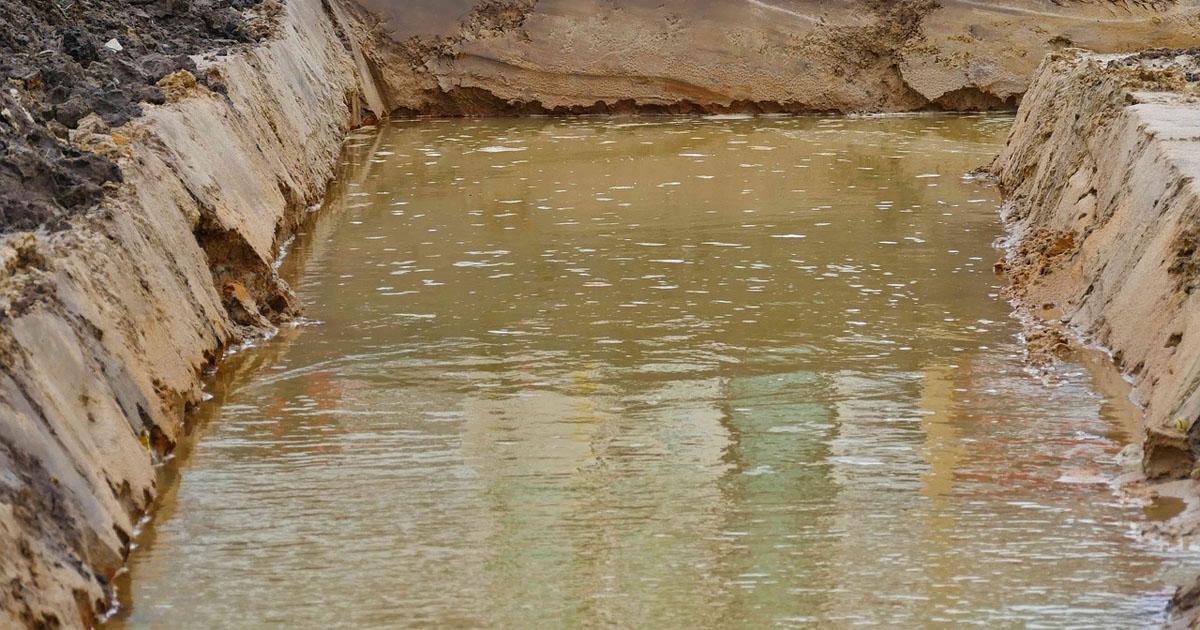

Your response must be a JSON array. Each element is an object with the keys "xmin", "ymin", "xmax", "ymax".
[{"xmin": 112, "ymin": 116, "xmax": 1200, "ymax": 627}]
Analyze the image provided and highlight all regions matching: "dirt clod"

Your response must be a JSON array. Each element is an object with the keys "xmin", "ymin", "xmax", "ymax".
[
  {"xmin": 157, "ymin": 70, "xmax": 203, "ymax": 102},
  {"xmin": 0, "ymin": 0, "xmax": 272, "ymax": 235}
]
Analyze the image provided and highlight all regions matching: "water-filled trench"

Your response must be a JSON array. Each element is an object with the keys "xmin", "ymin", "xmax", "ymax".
[{"xmin": 113, "ymin": 115, "xmax": 1200, "ymax": 627}]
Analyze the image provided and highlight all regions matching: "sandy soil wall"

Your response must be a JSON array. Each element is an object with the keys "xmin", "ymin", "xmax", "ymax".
[
  {"xmin": 0, "ymin": 0, "xmax": 382, "ymax": 624},
  {"xmin": 991, "ymin": 50, "xmax": 1200, "ymax": 481},
  {"xmin": 350, "ymin": 0, "xmax": 1200, "ymax": 114}
]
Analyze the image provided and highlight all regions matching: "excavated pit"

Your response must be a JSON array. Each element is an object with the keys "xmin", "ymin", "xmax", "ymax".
[{"xmin": 3, "ymin": 0, "xmax": 1200, "ymax": 626}]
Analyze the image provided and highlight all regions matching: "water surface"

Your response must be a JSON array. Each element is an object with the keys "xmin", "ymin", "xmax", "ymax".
[{"xmin": 114, "ymin": 116, "xmax": 1197, "ymax": 627}]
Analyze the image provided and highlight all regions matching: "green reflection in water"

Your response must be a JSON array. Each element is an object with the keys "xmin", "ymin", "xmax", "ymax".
[{"xmin": 112, "ymin": 115, "xmax": 1199, "ymax": 628}]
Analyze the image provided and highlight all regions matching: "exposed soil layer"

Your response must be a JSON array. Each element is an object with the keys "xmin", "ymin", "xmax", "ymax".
[
  {"xmin": 0, "ymin": 0, "xmax": 274, "ymax": 233},
  {"xmin": 351, "ymin": 0, "xmax": 1200, "ymax": 116},
  {"xmin": 993, "ymin": 48, "xmax": 1200, "ymax": 469},
  {"xmin": 0, "ymin": 0, "xmax": 384, "ymax": 624},
  {"xmin": 989, "ymin": 48, "xmax": 1200, "ymax": 622}
]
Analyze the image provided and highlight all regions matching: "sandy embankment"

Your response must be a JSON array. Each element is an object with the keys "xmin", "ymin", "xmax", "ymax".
[
  {"xmin": 0, "ymin": 0, "xmax": 384, "ymax": 623},
  {"xmin": 991, "ymin": 49, "xmax": 1200, "ymax": 480},
  {"xmin": 352, "ymin": 0, "xmax": 1200, "ymax": 114},
  {"xmin": 991, "ymin": 52, "xmax": 1200, "ymax": 624}
]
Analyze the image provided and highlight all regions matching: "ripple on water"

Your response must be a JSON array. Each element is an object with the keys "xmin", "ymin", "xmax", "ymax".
[{"xmin": 114, "ymin": 115, "xmax": 1199, "ymax": 629}]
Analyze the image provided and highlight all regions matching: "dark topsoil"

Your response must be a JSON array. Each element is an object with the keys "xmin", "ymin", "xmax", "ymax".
[{"xmin": 0, "ymin": 0, "xmax": 269, "ymax": 234}]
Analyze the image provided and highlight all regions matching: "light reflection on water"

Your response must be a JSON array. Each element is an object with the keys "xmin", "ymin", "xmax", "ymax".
[{"xmin": 114, "ymin": 116, "xmax": 1198, "ymax": 627}]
